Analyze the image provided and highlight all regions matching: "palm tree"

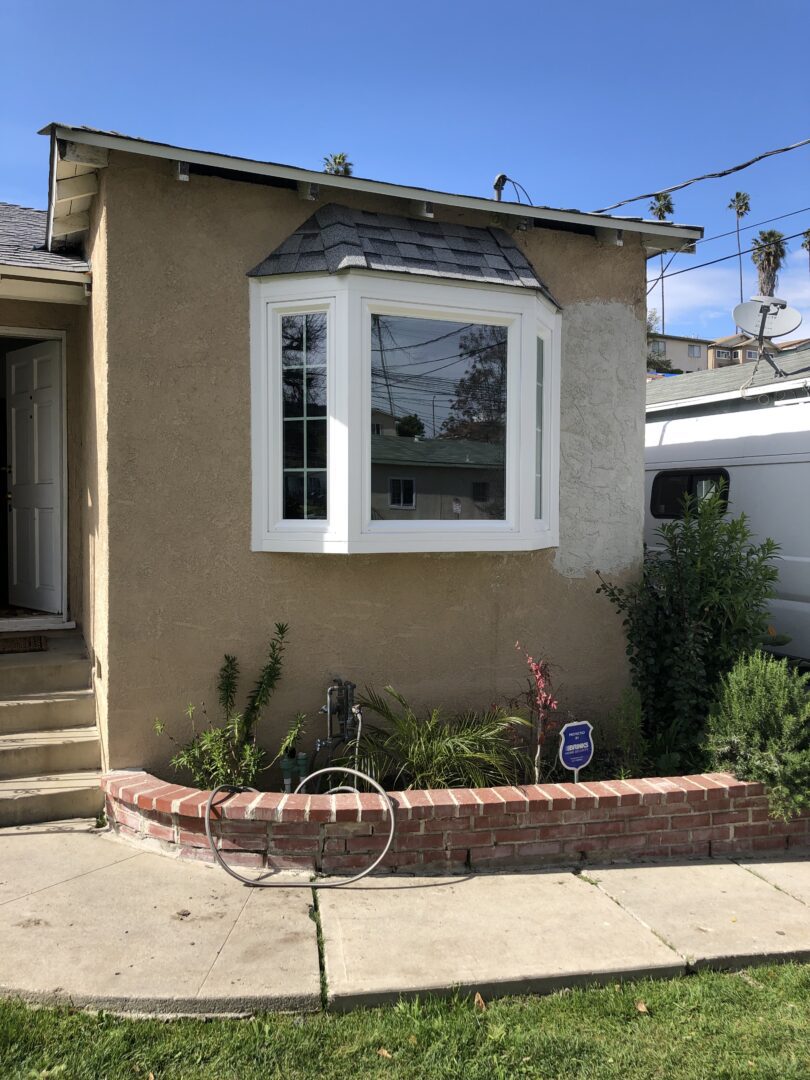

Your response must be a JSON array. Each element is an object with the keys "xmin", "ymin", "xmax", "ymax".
[
  {"xmin": 323, "ymin": 152, "xmax": 353, "ymax": 176},
  {"xmin": 802, "ymin": 229, "xmax": 810, "ymax": 279},
  {"xmin": 728, "ymin": 192, "xmax": 750, "ymax": 304},
  {"xmin": 751, "ymin": 230, "xmax": 788, "ymax": 297},
  {"xmin": 649, "ymin": 192, "xmax": 674, "ymax": 333}
]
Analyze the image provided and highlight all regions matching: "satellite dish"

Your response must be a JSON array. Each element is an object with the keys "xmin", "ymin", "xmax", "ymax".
[{"xmin": 733, "ymin": 297, "xmax": 803, "ymax": 340}]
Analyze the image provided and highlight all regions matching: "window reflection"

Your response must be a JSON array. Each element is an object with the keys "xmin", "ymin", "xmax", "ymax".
[
  {"xmin": 282, "ymin": 312, "xmax": 327, "ymax": 519},
  {"xmin": 370, "ymin": 314, "xmax": 507, "ymax": 521}
]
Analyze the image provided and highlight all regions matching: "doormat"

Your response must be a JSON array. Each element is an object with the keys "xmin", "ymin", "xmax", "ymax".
[{"xmin": 0, "ymin": 635, "xmax": 48, "ymax": 654}]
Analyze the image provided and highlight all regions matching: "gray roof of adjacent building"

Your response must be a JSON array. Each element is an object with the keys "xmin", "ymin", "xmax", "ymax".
[
  {"xmin": 371, "ymin": 434, "xmax": 504, "ymax": 469},
  {"xmin": 646, "ymin": 343, "xmax": 810, "ymax": 410},
  {"xmin": 249, "ymin": 204, "xmax": 558, "ymax": 303},
  {"xmin": 0, "ymin": 202, "xmax": 89, "ymax": 273}
]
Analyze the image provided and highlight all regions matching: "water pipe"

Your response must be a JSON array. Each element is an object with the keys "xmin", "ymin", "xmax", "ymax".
[{"xmin": 203, "ymin": 766, "xmax": 396, "ymax": 889}]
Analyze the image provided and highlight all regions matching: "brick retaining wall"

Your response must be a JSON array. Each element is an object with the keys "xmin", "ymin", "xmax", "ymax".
[{"xmin": 101, "ymin": 771, "xmax": 810, "ymax": 874}]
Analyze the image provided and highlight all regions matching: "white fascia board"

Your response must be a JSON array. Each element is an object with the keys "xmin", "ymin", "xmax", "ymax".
[
  {"xmin": 0, "ymin": 263, "xmax": 91, "ymax": 285},
  {"xmin": 646, "ymin": 376, "xmax": 810, "ymax": 413},
  {"xmin": 41, "ymin": 124, "xmax": 703, "ymax": 249}
]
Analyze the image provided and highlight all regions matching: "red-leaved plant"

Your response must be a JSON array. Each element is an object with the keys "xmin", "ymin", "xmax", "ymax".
[{"xmin": 515, "ymin": 642, "xmax": 560, "ymax": 783}]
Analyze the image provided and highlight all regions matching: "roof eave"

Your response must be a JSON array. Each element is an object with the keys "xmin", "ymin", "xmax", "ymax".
[{"xmin": 39, "ymin": 123, "xmax": 703, "ymax": 254}]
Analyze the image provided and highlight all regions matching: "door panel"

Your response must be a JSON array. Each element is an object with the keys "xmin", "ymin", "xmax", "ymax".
[{"xmin": 6, "ymin": 341, "xmax": 63, "ymax": 613}]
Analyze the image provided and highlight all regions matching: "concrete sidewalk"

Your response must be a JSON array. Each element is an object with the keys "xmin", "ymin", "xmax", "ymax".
[{"xmin": 0, "ymin": 820, "xmax": 808, "ymax": 1015}]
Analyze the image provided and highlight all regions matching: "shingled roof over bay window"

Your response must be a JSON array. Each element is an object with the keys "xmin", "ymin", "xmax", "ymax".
[{"xmin": 248, "ymin": 204, "xmax": 559, "ymax": 305}]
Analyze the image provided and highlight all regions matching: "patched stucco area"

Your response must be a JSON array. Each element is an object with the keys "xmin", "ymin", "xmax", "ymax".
[{"xmin": 555, "ymin": 301, "xmax": 645, "ymax": 578}]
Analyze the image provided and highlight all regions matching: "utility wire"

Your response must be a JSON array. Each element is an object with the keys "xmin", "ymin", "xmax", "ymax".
[
  {"xmin": 594, "ymin": 135, "xmax": 810, "ymax": 213},
  {"xmin": 647, "ymin": 205, "xmax": 810, "ymax": 295},
  {"xmin": 656, "ymin": 227, "xmax": 810, "ymax": 282}
]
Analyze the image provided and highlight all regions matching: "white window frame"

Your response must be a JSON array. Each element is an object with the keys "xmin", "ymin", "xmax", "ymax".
[
  {"xmin": 687, "ymin": 344, "xmax": 702, "ymax": 358},
  {"xmin": 745, "ymin": 349, "xmax": 758, "ymax": 360},
  {"xmin": 250, "ymin": 270, "xmax": 561, "ymax": 553},
  {"xmin": 715, "ymin": 349, "xmax": 730, "ymax": 359},
  {"xmin": 388, "ymin": 477, "xmax": 416, "ymax": 509}
]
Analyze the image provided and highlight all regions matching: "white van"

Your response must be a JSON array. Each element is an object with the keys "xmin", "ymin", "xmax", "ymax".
[{"xmin": 645, "ymin": 353, "xmax": 810, "ymax": 660}]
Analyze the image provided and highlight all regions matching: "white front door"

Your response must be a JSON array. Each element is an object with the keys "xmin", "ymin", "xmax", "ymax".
[{"xmin": 6, "ymin": 341, "xmax": 63, "ymax": 614}]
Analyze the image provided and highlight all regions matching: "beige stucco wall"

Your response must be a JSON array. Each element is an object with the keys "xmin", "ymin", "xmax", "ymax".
[{"xmin": 95, "ymin": 151, "xmax": 647, "ymax": 771}]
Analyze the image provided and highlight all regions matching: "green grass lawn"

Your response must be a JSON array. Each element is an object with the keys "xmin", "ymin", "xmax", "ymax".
[{"xmin": 1, "ymin": 965, "xmax": 809, "ymax": 1080}]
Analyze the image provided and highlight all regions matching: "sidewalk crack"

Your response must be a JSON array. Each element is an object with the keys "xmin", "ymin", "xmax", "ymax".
[{"xmin": 195, "ymin": 889, "xmax": 253, "ymax": 998}]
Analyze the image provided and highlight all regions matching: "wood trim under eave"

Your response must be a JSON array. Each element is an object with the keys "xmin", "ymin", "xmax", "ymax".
[{"xmin": 0, "ymin": 277, "xmax": 88, "ymax": 306}]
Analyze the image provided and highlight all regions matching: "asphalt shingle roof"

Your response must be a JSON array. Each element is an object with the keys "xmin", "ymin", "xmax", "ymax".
[
  {"xmin": 0, "ymin": 203, "xmax": 89, "ymax": 274},
  {"xmin": 249, "ymin": 204, "xmax": 558, "ymax": 303},
  {"xmin": 646, "ymin": 344, "xmax": 810, "ymax": 409},
  {"xmin": 371, "ymin": 435, "xmax": 504, "ymax": 468}
]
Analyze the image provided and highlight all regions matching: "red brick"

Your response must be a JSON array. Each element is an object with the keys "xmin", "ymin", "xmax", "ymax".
[
  {"xmin": 178, "ymin": 829, "xmax": 210, "ymax": 848},
  {"xmin": 268, "ymin": 837, "xmax": 320, "ymax": 853},
  {"xmin": 554, "ymin": 783, "xmax": 597, "ymax": 808},
  {"xmin": 347, "ymin": 834, "xmax": 390, "ymax": 853},
  {"xmin": 600, "ymin": 780, "xmax": 643, "ymax": 806},
  {"xmin": 176, "ymin": 791, "xmax": 213, "ymax": 818},
  {"xmin": 357, "ymin": 793, "xmax": 390, "ymax": 822},
  {"xmin": 582, "ymin": 819, "xmax": 626, "ymax": 837},
  {"xmin": 322, "ymin": 822, "xmax": 372, "ymax": 837},
  {"xmin": 473, "ymin": 812, "xmax": 519, "ymax": 830},
  {"xmin": 323, "ymin": 837, "xmax": 345, "ymax": 854},
  {"xmin": 321, "ymin": 854, "xmax": 377, "ymax": 872},
  {"xmin": 265, "ymin": 822, "xmax": 318, "ymax": 837},
  {"xmin": 468, "ymin": 844, "xmax": 515, "ymax": 863},
  {"xmin": 399, "ymin": 789, "xmax": 434, "ymax": 819},
  {"xmin": 733, "ymin": 822, "xmax": 776, "ymax": 839},
  {"xmin": 448, "ymin": 830, "xmax": 484, "ymax": 847},
  {"xmin": 627, "ymin": 815, "xmax": 671, "ymax": 834},
  {"xmin": 512, "ymin": 839, "xmax": 562, "ymax": 857},
  {"xmin": 332, "ymin": 793, "xmax": 360, "ymax": 822},
  {"xmin": 249, "ymin": 793, "xmax": 286, "ymax": 822},
  {"xmin": 579, "ymin": 782, "xmax": 621, "ymax": 807},
  {"xmin": 667, "ymin": 813, "xmax": 710, "ymax": 831},
  {"xmin": 217, "ymin": 833, "xmax": 267, "ymax": 852},
  {"xmin": 493, "ymin": 827, "xmax": 538, "ymax": 844},
  {"xmin": 518, "ymin": 785, "xmax": 553, "ymax": 811},
  {"xmin": 307, "ymin": 797, "xmax": 333, "ymax": 823},
  {"xmin": 711, "ymin": 810, "xmax": 750, "ymax": 826},
  {"xmin": 689, "ymin": 826, "xmax": 731, "ymax": 843},
  {"xmin": 475, "ymin": 789, "xmax": 508, "ymax": 813},
  {"xmin": 152, "ymin": 785, "xmax": 195, "ymax": 814},
  {"xmin": 424, "ymin": 790, "xmax": 458, "ymax": 818},
  {"xmin": 449, "ymin": 789, "xmax": 483, "ymax": 814},
  {"xmin": 535, "ymin": 823, "xmax": 584, "ymax": 840},
  {"xmin": 396, "ymin": 831, "xmax": 443, "ymax": 850},
  {"xmin": 266, "ymin": 853, "xmax": 314, "ymax": 870}
]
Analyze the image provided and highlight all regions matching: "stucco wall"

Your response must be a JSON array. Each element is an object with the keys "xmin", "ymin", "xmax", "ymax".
[{"xmin": 97, "ymin": 151, "xmax": 647, "ymax": 771}]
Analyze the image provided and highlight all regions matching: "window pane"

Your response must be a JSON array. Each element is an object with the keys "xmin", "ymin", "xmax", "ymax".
[
  {"xmin": 307, "ymin": 419, "xmax": 327, "ymax": 469},
  {"xmin": 281, "ymin": 312, "xmax": 328, "ymax": 520},
  {"xmin": 370, "ymin": 314, "xmax": 506, "ymax": 521},
  {"xmin": 535, "ymin": 337, "xmax": 544, "ymax": 519},
  {"xmin": 283, "ymin": 420, "xmax": 304, "ymax": 468}
]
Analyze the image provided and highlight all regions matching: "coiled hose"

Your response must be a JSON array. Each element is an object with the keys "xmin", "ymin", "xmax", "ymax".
[{"xmin": 204, "ymin": 766, "xmax": 396, "ymax": 889}]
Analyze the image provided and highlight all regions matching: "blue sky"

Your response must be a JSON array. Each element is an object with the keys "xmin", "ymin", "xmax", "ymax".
[{"xmin": 3, "ymin": 0, "xmax": 810, "ymax": 340}]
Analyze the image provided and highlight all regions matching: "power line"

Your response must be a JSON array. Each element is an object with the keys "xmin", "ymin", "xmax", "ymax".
[
  {"xmin": 595, "ymin": 136, "xmax": 810, "ymax": 214},
  {"xmin": 657, "ymin": 227, "xmax": 809, "ymax": 282},
  {"xmin": 647, "ymin": 205, "xmax": 810, "ymax": 295}
]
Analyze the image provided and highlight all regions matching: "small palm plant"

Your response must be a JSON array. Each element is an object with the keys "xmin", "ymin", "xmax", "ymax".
[
  {"xmin": 751, "ymin": 229, "xmax": 787, "ymax": 298},
  {"xmin": 344, "ymin": 686, "xmax": 531, "ymax": 790},
  {"xmin": 728, "ymin": 191, "xmax": 751, "ymax": 304},
  {"xmin": 649, "ymin": 192, "xmax": 674, "ymax": 332},
  {"xmin": 154, "ymin": 623, "xmax": 289, "ymax": 788},
  {"xmin": 802, "ymin": 229, "xmax": 810, "ymax": 279},
  {"xmin": 323, "ymin": 152, "xmax": 353, "ymax": 176}
]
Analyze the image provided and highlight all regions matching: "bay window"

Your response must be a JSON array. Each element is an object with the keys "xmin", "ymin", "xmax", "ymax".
[{"xmin": 250, "ymin": 272, "xmax": 560, "ymax": 553}]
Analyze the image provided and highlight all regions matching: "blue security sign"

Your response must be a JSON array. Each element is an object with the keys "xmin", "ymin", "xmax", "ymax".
[{"xmin": 558, "ymin": 721, "xmax": 594, "ymax": 781}]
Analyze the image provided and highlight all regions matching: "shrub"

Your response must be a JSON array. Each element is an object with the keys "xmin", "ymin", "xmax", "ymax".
[
  {"xmin": 597, "ymin": 490, "xmax": 779, "ymax": 772},
  {"xmin": 601, "ymin": 689, "xmax": 649, "ymax": 779},
  {"xmin": 346, "ymin": 686, "xmax": 531, "ymax": 790},
  {"xmin": 512, "ymin": 643, "xmax": 561, "ymax": 782},
  {"xmin": 154, "ymin": 623, "xmax": 289, "ymax": 789},
  {"xmin": 705, "ymin": 651, "xmax": 810, "ymax": 820}
]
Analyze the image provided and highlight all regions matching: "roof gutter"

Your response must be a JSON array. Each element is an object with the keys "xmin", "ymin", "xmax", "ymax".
[
  {"xmin": 646, "ymin": 377, "xmax": 810, "ymax": 413},
  {"xmin": 39, "ymin": 124, "xmax": 703, "ymax": 250},
  {"xmin": 45, "ymin": 129, "xmax": 57, "ymax": 252}
]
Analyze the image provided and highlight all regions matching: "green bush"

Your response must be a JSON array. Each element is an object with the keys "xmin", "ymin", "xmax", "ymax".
[
  {"xmin": 598, "ymin": 490, "xmax": 779, "ymax": 772},
  {"xmin": 154, "ymin": 623, "xmax": 289, "ymax": 789},
  {"xmin": 346, "ymin": 686, "xmax": 531, "ymax": 790},
  {"xmin": 602, "ymin": 689, "xmax": 650, "ymax": 779},
  {"xmin": 705, "ymin": 651, "xmax": 810, "ymax": 820}
]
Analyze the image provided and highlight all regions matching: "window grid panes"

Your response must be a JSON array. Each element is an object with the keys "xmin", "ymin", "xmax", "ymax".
[{"xmin": 281, "ymin": 312, "xmax": 327, "ymax": 519}]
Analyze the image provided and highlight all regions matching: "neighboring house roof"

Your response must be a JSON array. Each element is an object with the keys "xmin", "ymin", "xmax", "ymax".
[
  {"xmin": 710, "ymin": 334, "xmax": 752, "ymax": 349},
  {"xmin": 0, "ymin": 202, "xmax": 89, "ymax": 274},
  {"xmin": 646, "ymin": 345, "xmax": 810, "ymax": 411},
  {"xmin": 248, "ymin": 204, "xmax": 556, "ymax": 300},
  {"xmin": 371, "ymin": 435, "xmax": 504, "ymax": 469},
  {"xmin": 38, "ymin": 123, "xmax": 704, "ymax": 255},
  {"xmin": 648, "ymin": 332, "xmax": 713, "ymax": 345}
]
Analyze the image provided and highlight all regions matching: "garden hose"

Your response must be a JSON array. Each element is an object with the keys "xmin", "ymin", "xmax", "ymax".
[{"xmin": 203, "ymin": 766, "xmax": 396, "ymax": 889}]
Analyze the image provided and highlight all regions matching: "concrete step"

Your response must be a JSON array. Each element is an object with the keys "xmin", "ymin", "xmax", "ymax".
[
  {"xmin": 0, "ymin": 728, "xmax": 101, "ymax": 781},
  {"xmin": 0, "ymin": 771, "xmax": 103, "ymax": 827},
  {"xmin": 0, "ymin": 690, "xmax": 95, "ymax": 735},
  {"xmin": 0, "ymin": 632, "xmax": 91, "ymax": 697}
]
